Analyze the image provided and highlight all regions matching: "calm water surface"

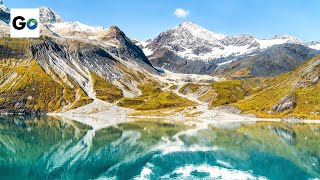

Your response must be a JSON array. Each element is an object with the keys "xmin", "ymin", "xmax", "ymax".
[{"xmin": 0, "ymin": 116, "xmax": 319, "ymax": 180}]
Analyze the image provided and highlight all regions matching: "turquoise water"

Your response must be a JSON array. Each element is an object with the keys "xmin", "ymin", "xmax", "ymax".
[{"xmin": 0, "ymin": 116, "xmax": 319, "ymax": 180}]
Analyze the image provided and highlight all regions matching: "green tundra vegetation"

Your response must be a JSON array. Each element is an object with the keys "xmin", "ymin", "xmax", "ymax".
[
  {"xmin": 118, "ymin": 82, "xmax": 195, "ymax": 110},
  {"xmin": 178, "ymin": 83, "xmax": 201, "ymax": 94},
  {"xmin": 90, "ymin": 72, "xmax": 123, "ymax": 103},
  {"xmin": 209, "ymin": 79, "xmax": 265, "ymax": 107},
  {"xmin": 0, "ymin": 60, "xmax": 92, "ymax": 113},
  {"xmin": 0, "ymin": 36, "xmax": 94, "ymax": 113}
]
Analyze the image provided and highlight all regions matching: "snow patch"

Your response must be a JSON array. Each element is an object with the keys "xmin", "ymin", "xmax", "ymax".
[
  {"xmin": 309, "ymin": 43, "xmax": 320, "ymax": 50},
  {"xmin": 49, "ymin": 21, "xmax": 104, "ymax": 34},
  {"xmin": 217, "ymin": 59, "xmax": 234, "ymax": 66},
  {"xmin": 256, "ymin": 38, "xmax": 289, "ymax": 49},
  {"xmin": 162, "ymin": 164, "xmax": 268, "ymax": 180}
]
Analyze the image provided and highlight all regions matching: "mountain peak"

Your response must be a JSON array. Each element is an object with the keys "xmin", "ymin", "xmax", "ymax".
[
  {"xmin": 179, "ymin": 21, "xmax": 198, "ymax": 27},
  {"xmin": 177, "ymin": 21, "xmax": 206, "ymax": 31},
  {"xmin": 99, "ymin": 25, "xmax": 127, "ymax": 45},
  {"xmin": 174, "ymin": 21, "xmax": 226, "ymax": 41},
  {"xmin": 39, "ymin": 6, "xmax": 64, "ymax": 24},
  {"xmin": 105, "ymin": 25, "xmax": 128, "ymax": 40},
  {"xmin": 108, "ymin": 25, "xmax": 122, "ymax": 33},
  {"xmin": 272, "ymin": 34, "xmax": 295, "ymax": 39},
  {"xmin": 272, "ymin": 34, "xmax": 304, "ymax": 44}
]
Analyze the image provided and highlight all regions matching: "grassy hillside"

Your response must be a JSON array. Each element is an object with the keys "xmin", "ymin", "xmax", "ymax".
[
  {"xmin": 0, "ymin": 38, "xmax": 95, "ymax": 114},
  {"xmin": 118, "ymin": 82, "xmax": 195, "ymax": 110},
  {"xmin": 90, "ymin": 72, "xmax": 123, "ymax": 102},
  {"xmin": 235, "ymin": 55, "xmax": 320, "ymax": 119},
  {"xmin": 209, "ymin": 79, "xmax": 265, "ymax": 107},
  {"xmin": 210, "ymin": 55, "xmax": 320, "ymax": 119},
  {"xmin": 0, "ymin": 60, "xmax": 92, "ymax": 114}
]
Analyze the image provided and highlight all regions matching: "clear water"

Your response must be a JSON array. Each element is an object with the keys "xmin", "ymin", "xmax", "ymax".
[{"xmin": 0, "ymin": 116, "xmax": 319, "ymax": 180}]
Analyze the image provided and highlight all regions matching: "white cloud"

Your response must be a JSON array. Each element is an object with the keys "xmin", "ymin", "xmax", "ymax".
[{"xmin": 173, "ymin": 8, "xmax": 190, "ymax": 18}]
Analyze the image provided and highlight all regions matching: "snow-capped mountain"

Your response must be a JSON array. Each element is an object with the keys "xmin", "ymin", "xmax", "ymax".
[
  {"xmin": 40, "ymin": 6, "xmax": 64, "ymax": 24},
  {"xmin": 141, "ymin": 22, "xmax": 320, "ymax": 74},
  {"xmin": 144, "ymin": 22, "xmax": 319, "ymax": 62}
]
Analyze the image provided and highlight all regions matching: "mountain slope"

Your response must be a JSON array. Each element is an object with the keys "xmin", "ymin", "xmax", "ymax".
[
  {"xmin": 96, "ymin": 26, "xmax": 153, "ymax": 67},
  {"xmin": 216, "ymin": 44, "xmax": 319, "ymax": 78},
  {"xmin": 0, "ymin": 39, "xmax": 92, "ymax": 114},
  {"xmin": 0, "ymin": 34, "xmax": 192, "ymax": 114},
  {"xmin": 232, "ymin": 54, "xmax": 320, "ymax": 119}
]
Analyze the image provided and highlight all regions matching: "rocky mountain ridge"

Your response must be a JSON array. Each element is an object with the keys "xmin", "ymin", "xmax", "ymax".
[
  {"xmin": 141, "ymin": 22, "xmax": 320, "ymax": 75},
  {"xmin": 143, "ymin": 22, "xmax": 319, "ymax": 61}
]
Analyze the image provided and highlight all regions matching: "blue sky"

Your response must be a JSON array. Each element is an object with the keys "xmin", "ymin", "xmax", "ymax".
[{"xmin": 4, "ymin": 0, "xmax": 320, "ymax": 41}]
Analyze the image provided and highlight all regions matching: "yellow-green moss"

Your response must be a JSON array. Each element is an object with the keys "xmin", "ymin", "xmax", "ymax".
[
  {"xmin": 0, "ymin": 38, "xmax": 31, "ymax": 51},
  {"xmin": 178, "ymin": 83, "xmax": 200, "ymax": 94},
  {"xmin": 169, "ymin": 85, "xmax": 178, "ymax": 90},
  {"xmin": 210, "ymin": 79, "xmax": 263, "ymax": 107},
  {"xmin": 118, "ymin": 82, "xmax": 195, "ymax": 110},
  {"xmin": 90, "ymin": 72, "xmax": 123, "ymax": 103},
  {"xmin": 0, "ymin": 60, "xmax": 92, "ymax": 113}
]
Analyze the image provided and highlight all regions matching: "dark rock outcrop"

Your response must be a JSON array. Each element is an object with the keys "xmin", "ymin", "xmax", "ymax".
[
  {"xmin": 149, "ymin": 48, "xmax": 218, "ymax": 74},
  {"xmin": 271, "ymin": 94, "xmax": 297, "ymax": 113}
]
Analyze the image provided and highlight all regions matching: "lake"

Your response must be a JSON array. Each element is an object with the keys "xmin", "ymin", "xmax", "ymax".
[{"xmin": 0, "ymin": 116, "xmax": 319, "ymax": 180}]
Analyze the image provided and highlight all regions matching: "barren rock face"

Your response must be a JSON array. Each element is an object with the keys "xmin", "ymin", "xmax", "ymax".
[
  {"xmin": 271, "ymin": 94, "xmax": 297, "ymax": 113},
  {"xmin": 292, "ymin": 59, "xmax": 320, "ymax": 89}
]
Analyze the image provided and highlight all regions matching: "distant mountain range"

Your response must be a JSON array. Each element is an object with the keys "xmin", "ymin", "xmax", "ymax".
[{"xmin": 139, "ymin": 22, "xmax": 320, "ymax": 76}]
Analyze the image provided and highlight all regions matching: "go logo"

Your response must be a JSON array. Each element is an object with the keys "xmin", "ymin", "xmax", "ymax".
[
  {"xmin": 12, "ymin": 16, "xmax": 38, "ymax": 30},
  {"xmin": 10, "ymin": 8, "xmax": 40, "ymax": 38}
]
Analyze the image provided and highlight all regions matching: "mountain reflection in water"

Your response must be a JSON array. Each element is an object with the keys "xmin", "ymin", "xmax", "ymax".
[{"xmin": 0, "ymin": 116, "xmax": 319, "ymax": 180}]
